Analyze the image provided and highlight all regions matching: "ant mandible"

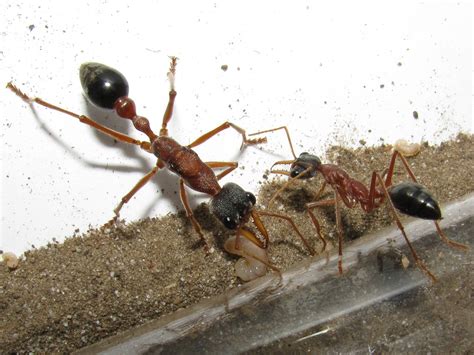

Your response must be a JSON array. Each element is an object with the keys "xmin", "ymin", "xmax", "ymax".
[
  {"xmin": 248, "ymin": 126, "xmax": 468, "ymax": 282},
  {"xmin": 7, "ymin": 58, "xmax": 314, "ymax": 267}
]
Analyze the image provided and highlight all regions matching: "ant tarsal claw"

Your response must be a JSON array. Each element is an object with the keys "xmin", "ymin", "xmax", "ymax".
[
  {"xmin": 167, "ymin": 71, "xmax": 176, "ymax": 91},
  {"xmin": 245, "ymin": 136, "xmax": 267, "ymax": 146}
]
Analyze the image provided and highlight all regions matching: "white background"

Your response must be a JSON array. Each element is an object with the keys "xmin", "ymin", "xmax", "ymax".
[{"xmin": 1, "ymin": 1, "xmax": 472, "ymax": 255}]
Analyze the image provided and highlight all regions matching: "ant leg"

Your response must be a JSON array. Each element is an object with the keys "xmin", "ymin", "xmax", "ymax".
[
  {"xmin": 248, "ymin": 125, "xmax": 297, "ymax": 159},
  {"xmin": 384, "ymin": 150, "xmax": 418, "ymax": 187},
  {"xmin": 333, "ymin": 191, "xmax": 345, "ymax": 274},
  {"xmin": 433, "ymin": 221, "xmax": 468, "ymax": 250},
  {"xmin": 374, "ymin": 172, "xmax": 437, "ymax": 282},
  {"xmin": 179, "ymin": 179, "xmax": 209, "ymax": 252},
  {"xmin": 109, "ymin": 163, "xmax": 161, "ymax": 224},
  {"xmin": 306, "ymin": 198, "xmax": 341, "ymax": 267},
  {"xmin": 187, "ymin": 121, "xmax": 267, "ymax": 150},
  {"xmin": 313, "ymin": 181, "xmax": 328, "ymax": 201},
  {"xmin": 384, "ymin": 151, "xmax": 468, "ymax": 250},
  {"xmin": 267, "ymin": 167, "xmax": 314, "ymax": 209},
  {"xmin": 270, "ymin": 170, "xmax": 291, "ymax": 176},
  {"xmin": 257, "ymin": 210, "xmax": 316, "ymax": 255},
  {"xmin": 6, "ymin": 82, "xmax": 152, "ymax": 152},
  {"xmin": 159, "ymin": 56, "xmax": 178, "ymax": 136},
  {"xmin": 305, "ymin": 209, "xmax": 327, "ymax": 253},
  {"xmin": 205, "ymin": 161, "xmax": 238, "ymax": 181}
]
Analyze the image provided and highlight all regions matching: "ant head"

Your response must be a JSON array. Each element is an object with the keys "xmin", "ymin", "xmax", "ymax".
[
  {"xmin": 80, "ymin": 62, "xmax": 129, "ymax": 109},
  {"xmin": 289, "ymin": 152, "xmax": 321, "ymax": 179},
  {"xmin": 210, "ymin": 183, "xmax": 256, "ymax": 230}
]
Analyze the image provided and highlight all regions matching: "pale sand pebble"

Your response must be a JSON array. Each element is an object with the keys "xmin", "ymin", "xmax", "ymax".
[
  {"xmin": 392, "ymin": 139, "xmax": 421, "ymax": 157},
  {"xmin": 1, "ymin": 252, "xmax": 19, "ymax": 270}
]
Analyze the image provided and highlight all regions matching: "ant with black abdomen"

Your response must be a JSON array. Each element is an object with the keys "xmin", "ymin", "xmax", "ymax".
[
  {"xmin": 7, "ymin": 58, "xmax": 314, "ymax": 278},
  {"xmin": 248, "ymin": 126, "xmax": 468, "ymax": 282}
]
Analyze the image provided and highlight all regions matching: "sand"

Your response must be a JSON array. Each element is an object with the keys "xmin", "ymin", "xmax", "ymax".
[{"xmin": 1, "ymin": 133, "xmax": 473, "ymax": 353}]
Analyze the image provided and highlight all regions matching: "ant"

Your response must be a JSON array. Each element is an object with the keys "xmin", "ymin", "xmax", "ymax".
[
  {"xmin": 248, "ymin": 126, "xmax": 468, "ymax": 282},
  {"xmin": 7, "ymin": 58, "xmax": 314, "ymax": 274}
]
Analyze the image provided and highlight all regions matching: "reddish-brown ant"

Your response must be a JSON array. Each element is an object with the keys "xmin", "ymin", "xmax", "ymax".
[
  {"xmin": 7, "ymin": 58, "xmax": 314, "ymax": 274},
  {"xmin": 248, "ymin": 126, "xmax": 468, "ymax": 282}
]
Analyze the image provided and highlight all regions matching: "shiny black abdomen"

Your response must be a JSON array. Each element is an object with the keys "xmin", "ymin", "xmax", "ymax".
[
  {"xmin": 80, "ymin": 62, "xmax": 129, "ymax": 109},
  {"xmin": 388, "ymin": 182, "xmax": 441, "ymax": 220}
]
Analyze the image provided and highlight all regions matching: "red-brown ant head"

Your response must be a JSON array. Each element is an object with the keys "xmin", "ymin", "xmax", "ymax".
[
  {"xmin": 290, "ymin": 152, "xmax": 321, "ymax": 179},
  {"xmin": 210, "ymin": 183, "xmax": 256, "ymax": 230}
]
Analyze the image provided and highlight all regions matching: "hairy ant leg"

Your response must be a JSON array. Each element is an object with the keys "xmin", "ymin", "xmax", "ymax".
[
  {"xmin": 159, "ymin": 56, "xmax": 178, "ymax": 136},
  {"xmin": 249, "ymin": 125, "xmax": 298, "ymax": 159},
  {"xmin": 257, "ymin": 210, "xmax": 316, "ymax": 255},
  {"xmin": 179, "ymin": 179, "xmax": 210, "ymax": 250},
  {"xmin": 5, "ymin": 82, "xmax": 152, "ymax": 152},
  {"xmin": 7, "ymin": 81, "xmax": 163, "ymax": 225},
  {"xmin": 305, "ymin": 197, "xmax": 337, "ymax": 254},
  {"xmin": 205, "ymin": 161, "xmax": 238, "ymax": 181},
  {"xmin": 110, "ymin": 163, "xmax": 162, "ymax": 224},
  {"xmin": 187, "ymin": 121, "xmax": 267, "ymax": 150},
  {"xmin": 241, "ymin": 209, "xmax": 315, "ymax": 257},
  {"xmin": 306, "ymin": 195, "xmax": 348, "ymax": 272}
]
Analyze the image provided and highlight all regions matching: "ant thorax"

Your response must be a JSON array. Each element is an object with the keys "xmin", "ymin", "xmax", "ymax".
[
  {"xmin": 210, "ymin": 183, "xmax": 256, "ymax": 230},
  {"xmin": 151, "ymin": 136, "xmax": 182, "ymax": 162}
]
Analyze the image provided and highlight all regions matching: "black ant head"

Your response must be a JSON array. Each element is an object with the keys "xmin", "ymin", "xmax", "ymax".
[
  {"xmin": 80, "ymin": 62, "xmax": 129, "ymax": 109},
  {"xmin": 210, "ymin": 183, "xmax": 256, "ymax": 230},
  {"xmin": 289, "ymin": 152, "xmax": 321, "ymax": 179}
]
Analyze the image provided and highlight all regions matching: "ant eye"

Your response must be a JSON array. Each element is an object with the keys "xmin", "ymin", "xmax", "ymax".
[
  {"xmin": 224, "ymin": 216, "xmax": 237, "ymax": 229},
  {"xmin": 80, "ymin": 62, "xmax": 129, "ymax": 109},
  {"xmin": 246, "ymin": 192, "xmax": 256, "ymax": 205},
  {"xmin": 290, "ymin": 166, "xmax": 303, "ymax": 178}
]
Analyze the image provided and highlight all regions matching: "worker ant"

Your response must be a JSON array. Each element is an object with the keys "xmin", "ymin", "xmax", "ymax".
[
  {"xmin": 248, "ymin": 126, "xmax": 468, "ymax": 282},
  {"xmin": 7, "ymin": 58, "xmax": 314, "ymax": 277}
]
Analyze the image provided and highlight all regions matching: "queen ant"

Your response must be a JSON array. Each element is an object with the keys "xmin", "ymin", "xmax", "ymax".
[
  {"xmin": 248, "ymin": 126, "xmax": 468, "ymax": 282},
  {"xmin": 7, "ymin": 58, "xmax": 314, "ymax": 277}
]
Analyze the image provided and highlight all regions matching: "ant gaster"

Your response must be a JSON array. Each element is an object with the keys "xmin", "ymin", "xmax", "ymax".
[
  {"xmin": 248, "ymin": 126, "xmax": 468, "ymax": 282},
  {"xmin": 7, "ymin": 58, "xmax": 314, "ymax": 268}
]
